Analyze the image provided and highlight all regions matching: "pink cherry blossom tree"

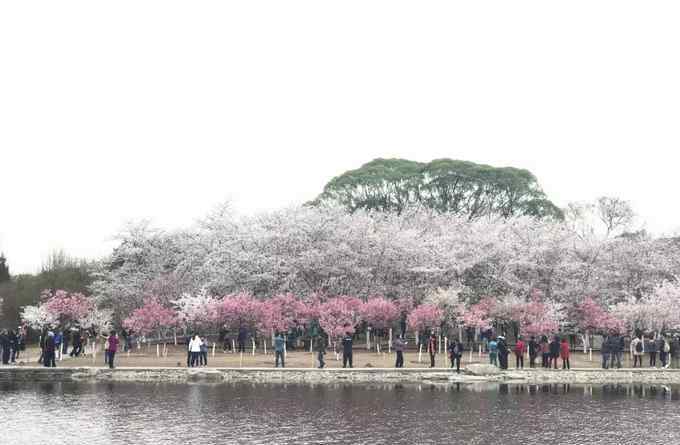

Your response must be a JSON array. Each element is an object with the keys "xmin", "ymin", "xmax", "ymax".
[
  {"xmin": 513, "ymin": 291, "xmax": 561, "ymax": 338},
  {"xmin": 460, "ymin": 297, "xmax": 495, "ymax": 332},
  {"xmin": 122, "ymin": 297, "xmax": 178, "ymax": 340},
  {"xmin": 317, "ymin": 296, "xmax": 363, "ymax": 340},
  {"xmin": 359, "ymin": 297, "xmax": 399, "ymax": 350},
  {"xmin": 259, "ymin": 293, "xmax": 310, "ymax": 334},
  {"xmin": 38, "ymin": 289, "xmax": 96, "ymax": 329},
  {"xmin": 407, "ymin": 304, "xmax": 444, "ymax": 335},
  {"xmin": 213, "ymin": 292, "xmax": 265, "ymax": 334},
  {"xmin": 572, "ymin": 296, "xmax": 624, "ymax": 350}
]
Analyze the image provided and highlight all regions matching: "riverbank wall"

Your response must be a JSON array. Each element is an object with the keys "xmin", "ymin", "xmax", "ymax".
[{"xmin": 3, "ymin": 365, "xmax": 680, "ymax": 385}]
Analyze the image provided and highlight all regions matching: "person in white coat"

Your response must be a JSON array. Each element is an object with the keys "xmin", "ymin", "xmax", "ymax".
[{"xmin": 189, "ymin": 334, "xmax": 202, "ymax": 368}]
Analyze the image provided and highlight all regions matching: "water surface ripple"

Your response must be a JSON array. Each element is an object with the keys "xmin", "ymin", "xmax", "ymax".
[{"xmin": 1, "ymin": 382, "xmax": 678, "ymax": 445}]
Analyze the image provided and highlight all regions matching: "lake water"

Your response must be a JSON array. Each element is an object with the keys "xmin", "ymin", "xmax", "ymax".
[{"xmin": 1, "ymin": 381, "xmax": 679, "ymax": 444}]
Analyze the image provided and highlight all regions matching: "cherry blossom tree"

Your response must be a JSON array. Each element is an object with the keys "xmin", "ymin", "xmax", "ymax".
[
  {"xmin": 317, "ymin": 296, "xmax": 363, "ymax": 340},
  {"xmin": 571, "ymin": 296, "xmax": 624, "ymax": 350},
  {"xmin": 122, "ymin": 297, "xmax": 178, "ymax": 340},
  {"xmin": 613, "ymin": 280, "xmax": 680, "ymax": 334},
  {"xmin": 20, "ymin": 304, "xmax": 58, "ymax": 330},
  {"xmin": 423, "ymin": 287, "xmax": 466, "ymax": 335},
  {"xmin": 460, "ymin": 298, "xmax": 495, "ymax": 332},
  {"xmin": 407, "ymin": 304, "xmax": 443, "ymax": 335},
  {"xmin": 41, "ymin": 289, "xmax": 95, "ymax": 328},
  {"xmin": 88, "ymin": 201, "xmax": 680, "ymax": 332},
  {"xmin": 259, "ymin": 293, "xmax": 310, "ymax": 334},
  {"xmin": 173, "ymin": 289, "xmax": 220, "ymax": 331},
  {"xmin": 359, "ymin": 297, "xmax": 399, "ymax": 350},
  {"xmin": 79, "ymin": 308, "xmax": 114, "ymax": 333},
  {"xmin": 513, "ymin": 291, "xmax": 562, "ymax": 337},
  {"xmin": 213, "ymin": 292, "xmax": 265, "ymax": 334}
]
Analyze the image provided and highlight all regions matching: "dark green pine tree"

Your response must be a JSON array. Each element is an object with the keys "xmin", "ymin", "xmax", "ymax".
[{"xmin": 0, "ymin": 253, "xmax": 10, "ymax": 282}]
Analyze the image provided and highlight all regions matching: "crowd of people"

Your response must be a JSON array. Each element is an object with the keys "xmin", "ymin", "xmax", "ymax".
[
  {"xmin": 627, "ymin": 334, "xmax": 679, "ymax": 369},
  {"xmin": 6, "ymin": 324, "xmax": 680, "ymax": 373},
  {"xmin": 0, "ymin": 327, "xmax": 26, "ymax": 365}
]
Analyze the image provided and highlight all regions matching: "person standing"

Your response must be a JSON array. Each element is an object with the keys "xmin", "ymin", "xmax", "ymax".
[
  {"xmin": 44, "ymin": 331, "xmax": 57, "ymax": 368},
  {"xmin": 610, "ymin": 334, "xmax": 623, "ymax": 369},
  {"xmin": 107, "ymin": 331, "xmax": 119, "ymax": 369},
  {"xmin": 15, "ymin": 329, "xmax": 25, "ymax": 361},
  {"xmin": 601, "ymin": 334, "xmax": 610, "ymax": 369},
  {"xmin": 514, "ymin": 336, "xmax": 525, "ymax": 369},
  {"xmin": 54, "ymin": 331, "xmax": 63, "ymax": 361},
  {"xmin": 37, "ymin": 329, "xmax": 47, "ymax": 364},
  {"xmin": 540, "ymin": 336, "xmax": 550, "ymax": 368},
  {"xmin": 393, "ymin": 335, "xmax": 406, "ymax": 368},
  {"xmin": 549, "ymin": 336, "xmax": 560, "ymax": 370},
  {"xmin": 647, "ymin": 335, "xmax": 658, "ymax": 368},
  {"xmin": 670, "ymin": 336, "xmax": 680, "ymax": 369},
  {"xmin": 497, "ymin": 336, "xmax": 509, "ymax": 370},
  {"xmin": 316, "ymin": 335, "xmax": 327, "ymax": 369},
  {"xmin": 342, "ymin": 332, "xmax": 353, "ymax": 368},
  {"xmin": 237, "ymin": 327, "xmax": 247, "ymax": 354},
  {"xmin": 528, "ymin": 336, "xmax": 538, "ymax": 368},
  {"xmin": 189, "ymin": 334, "xmax": 202, "ymax": 368},
  {"xmin": 0, "ymin": 330, "xmax": 9, "ymax": 365},
  {"xmin": 274, "ymin": 332, "xmax": 285, "ymax": 368},
  {"xmin": 488, "ymin": 337, "xmax": 498, "ymax": 366},
  {"xmin": 8, "ymin": 330, "xmax": 17, "ymax": 364},
  {"xmin": 102, "ymin": 332, "xmax": 110, "ymax": 365},
  {"xmin": 70, "ymin": 330, "xmax": 82, "ymax": 357},
  {"xmin": 427, "ymin": 333, "xmax": 437, "ymax": 368},
  {"xmin": 630, "ymin": 335, "xmax": 644, "ymax": 368},
  {"xmin": 185, "ymin": 334, "xmax": 193, "ymax": 367},
  {"xmin": 62, "ymin": 330, "xmax": 70, "ymax": 358},
  {"xmin": 200, "ymin": 336, "xmax": 209, "ymax": 367},
  {"xmin": 448, "ymin": 339, "xmax": 464, "ymax": 373},
  {"xmin": 659, "ymin": 336, "xmax": 670, "ymax": 368},
  {"xmin": 560, "ymin": 337, "xmax": 570, "ymax": 369}
]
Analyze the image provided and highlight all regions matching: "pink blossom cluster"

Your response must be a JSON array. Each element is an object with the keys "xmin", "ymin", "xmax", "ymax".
[
  {"xmin": 122, "ymin": 297, "xmax": 179, "ymax": 336},
  {"xmin": 316, "ymin": 296, "xmax": 364, "ymax": 338},
  {"xmin": 41, "ymin": 289, "xmax": 95, "ymax": 326},
  {"xmin": 572, "ymin": 297, "xmax": 625, "ymax": 334},
  {"xmin": 459, "ymin": 298, "xmax": 495, "ymax": 331},
  {"xmin": 359, "ymin": 297, "xmax": 399, "ymax": 331},
  {"xmin": 407, "ymin": 304, "xmax": 443, "ymax": 332}
]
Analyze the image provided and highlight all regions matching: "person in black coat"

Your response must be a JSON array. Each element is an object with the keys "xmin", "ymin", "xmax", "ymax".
[
  {"xmin": 43, "ymin": 332, "xmax": 57, "ymax": 367},
  {"xmin": 237, "ymin": 327, "xmax": 248, "ymax": 353},
  {"xmin": 70, "ymin": 330, "xmax": 82, "ymax": 357},
  {"xmin": 342, "ymin": 332, "xmax": 353, "ymax": 368},
  {"xmin": 549, "ymin": 336, "xmax": 561, "ymax": 369},
  {"xmin": 7, "ymin": 330, "xmax": 17, "ymax": 363},
  {"xmin": 528, "ymin": 336, "xmax": 538, "ymax": 368},
  {"xmin": 316, "ymin": 335, "xmax": 327, "ymax": 369},
  {"xmin": 497, "ymin": 336, "xmax": 509, "ymax": 370},
  {"xmin": 0, "ymin": 330, "xmax": 10, "ymax": 365},
  {"xmin": 609, "ymin": 334, "xmax": 623, "ymax": 369},
  {"xmin": 448, "ymin": 339, "xmax": 464, "ymax": 373}
]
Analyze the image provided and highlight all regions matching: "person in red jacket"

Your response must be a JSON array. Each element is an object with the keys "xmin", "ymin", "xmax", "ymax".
[
  {"xmin": 427, "ymin": 333, "xmax": 437, "ymax": 368},
  {"xmin": 560, "ymin": 337, "xmax": 570, "ymax": 370},
  {"xmin": 514, "ymin": 336, "xmax": 526, "ymax": 369}
]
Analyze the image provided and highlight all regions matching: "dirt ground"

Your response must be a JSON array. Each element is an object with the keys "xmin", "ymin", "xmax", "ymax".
[{"xmin": 9, "ymin": 344, "xmax": 648, "ymax": 369}]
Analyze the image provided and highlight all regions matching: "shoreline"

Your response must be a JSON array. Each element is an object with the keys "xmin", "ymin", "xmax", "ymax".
[{"xmin": 3, "ymin": 365, "xmax": 680, "ymax": 385}]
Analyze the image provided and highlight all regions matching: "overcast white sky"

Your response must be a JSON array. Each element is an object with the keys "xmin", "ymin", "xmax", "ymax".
[{"xmin": 1, "ymin": 1, "xmax": 679, "ymax": 274}]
